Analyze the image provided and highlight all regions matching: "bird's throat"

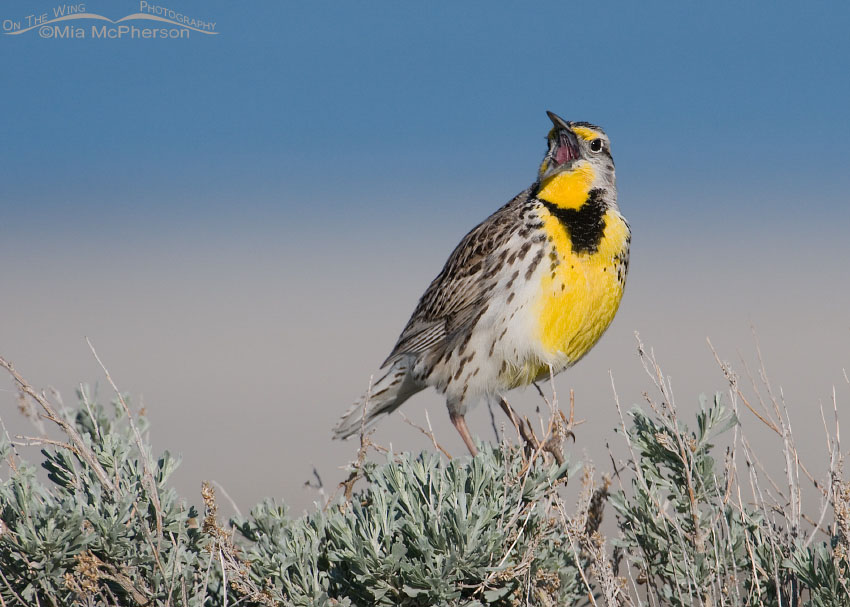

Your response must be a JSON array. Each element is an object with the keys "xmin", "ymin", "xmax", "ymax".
[{"xmin": 536, "ymin": 164, "xmax": 595, "ymax": 210}]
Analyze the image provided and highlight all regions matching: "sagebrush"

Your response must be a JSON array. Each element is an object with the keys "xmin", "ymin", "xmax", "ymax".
[{"xmin": 0, "ymin": 343, "xmax": 847, "ymax": 606}]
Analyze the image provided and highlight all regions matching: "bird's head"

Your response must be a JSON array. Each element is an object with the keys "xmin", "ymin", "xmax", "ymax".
[{"xmin": 538, "ymin": 111, "xmax": 615, "ymax": 203}]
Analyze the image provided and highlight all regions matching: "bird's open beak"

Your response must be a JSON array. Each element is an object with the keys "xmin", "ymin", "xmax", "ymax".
[
  {"xmin": 541, "ymin": 111, "xmax": 580, "ymax": 180},
  {"xmin": 547, "ymin": 111, "xmax": 580, "ymax": 166},
  {"xmin": 547, "ymin": 110, "xmax": 570, "ymax": 130}
]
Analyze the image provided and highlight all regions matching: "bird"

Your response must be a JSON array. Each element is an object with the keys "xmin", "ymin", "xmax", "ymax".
[{"xmin": 334, "ymin": 111, "xmax": 630, "ymax": 455}]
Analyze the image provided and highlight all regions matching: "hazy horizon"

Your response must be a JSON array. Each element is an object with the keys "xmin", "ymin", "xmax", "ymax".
[{"xmin": 2, "ymin": 217, "xmax": 847, "ymax": 514}]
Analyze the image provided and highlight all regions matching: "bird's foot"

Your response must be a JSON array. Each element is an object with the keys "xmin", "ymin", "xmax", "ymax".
[{"xmin": 498, "ymin": 396, "xmax": 569, "ymax": 467}]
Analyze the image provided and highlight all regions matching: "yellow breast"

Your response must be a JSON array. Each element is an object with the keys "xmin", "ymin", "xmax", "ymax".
[{"xmin": 535, "ymin": 207, "xmax": 630, "ymax": 364}]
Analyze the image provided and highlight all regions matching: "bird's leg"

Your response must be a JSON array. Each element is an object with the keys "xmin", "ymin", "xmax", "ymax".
[
  {"xmin": 499, "ymin": 396, "xmax": 544, "ymax": 457},
  {"xmin": 497, "ymin": 396, "xmax": 522, "ymax": 435},
  {"xmin": 449, "ymin": 412, "xmax": 478, "ymax": 456},
  {"xmin": 500, "ymin": 396, "xmax": 566, "ymax": 466},
  {"xmin": 499, "ymin": 396, "xmax": 537, "ymax": 447}
]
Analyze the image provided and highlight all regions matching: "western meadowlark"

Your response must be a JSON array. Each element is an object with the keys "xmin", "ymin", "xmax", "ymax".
[{"xmin": 334, "ymin": 111, "xmax": 630, "ymax": 455}]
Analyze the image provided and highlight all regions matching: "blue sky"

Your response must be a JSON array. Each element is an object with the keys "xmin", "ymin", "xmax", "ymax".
[
  {"xmin": 1, "ymin": 2, "xmax": 849, "ymax": 511},
  {"xmin": 2, "ymin": 1, "xmax": 849, "ymax": 241}
]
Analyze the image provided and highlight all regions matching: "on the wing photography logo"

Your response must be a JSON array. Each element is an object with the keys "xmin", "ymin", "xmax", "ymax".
[{"xmin": 2, "ymin": 1, "xmax": 217, "ymax": 39}]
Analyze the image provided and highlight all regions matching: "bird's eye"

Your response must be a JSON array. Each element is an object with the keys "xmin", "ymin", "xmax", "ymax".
[{"xmin": 590, "ymin": 138, "xmax": 603, "ymax": 153}]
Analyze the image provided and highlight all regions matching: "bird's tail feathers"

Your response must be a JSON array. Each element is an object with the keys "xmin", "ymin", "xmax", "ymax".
[{"xmin": 333, "ymin": 358, "xmax": 420, "ymax": 440}]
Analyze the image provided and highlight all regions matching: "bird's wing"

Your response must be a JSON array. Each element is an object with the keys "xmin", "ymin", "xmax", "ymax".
[{"xmin": 383, "ymin": 187, "xmax": 533, "ymax": 365}]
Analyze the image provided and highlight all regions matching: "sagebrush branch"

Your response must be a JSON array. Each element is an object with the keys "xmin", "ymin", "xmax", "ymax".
[{"xmin": 0, "ymin": 355, "xmax": 116, "ymax": 492}]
